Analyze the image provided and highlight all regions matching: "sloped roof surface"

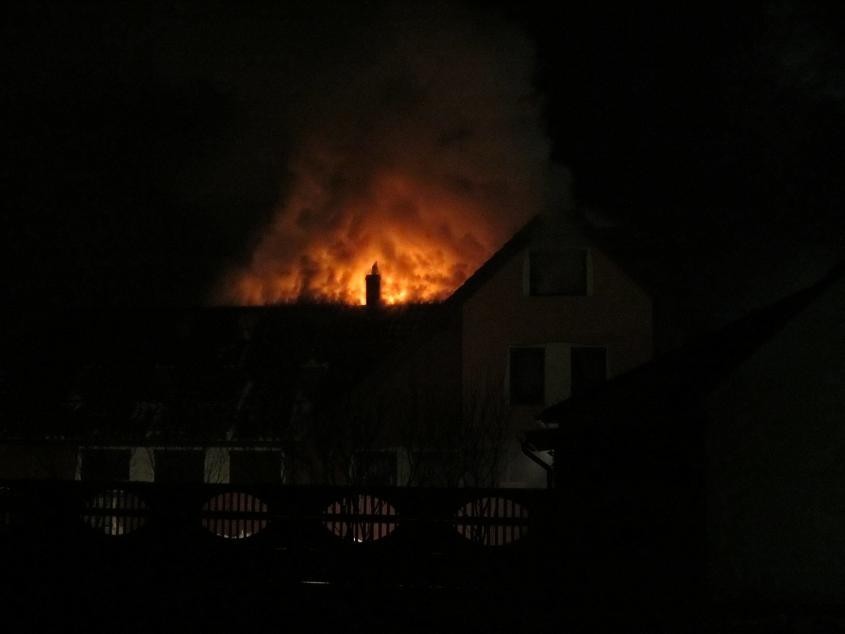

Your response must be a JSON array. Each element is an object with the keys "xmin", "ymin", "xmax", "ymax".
[
  {"xmin": 445, "ymin": 216, "xmax": 541, "ymax": 306},
  {"xmin": 0, "ymin": 303, "xmax": 446, "ymax": 443}
]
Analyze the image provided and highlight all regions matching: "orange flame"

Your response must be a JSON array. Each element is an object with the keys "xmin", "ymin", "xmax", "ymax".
[{"xmin": 223, "ymin": 169, "xmax": 522, "ymax": 306}]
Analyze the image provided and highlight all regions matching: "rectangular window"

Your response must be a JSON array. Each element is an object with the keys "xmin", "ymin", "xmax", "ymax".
[
  {"xmin": 229, "ymin": 450, "xmax": 282, "ymax": 484},
  {"xmin": 154, "ymin": 449, "xmax": 205, "ymax": 483},
  {"xmin": 571, "ymin": 346, "xmax": 607, "ymax": 396},
  {"xmin": 528, "ymin": 249, "xmax": 588, "ymax": 296},
  {"xmin": 509, "ymin": 347, "xmax": 545, "ymax": 405},
  {"xmin": 411, "ymin": 450, "xmax": 459, "ymax": 487},
  {"xmin": 353, "ymin": 450, "xmax": 397, "ymax": 486},
  {"xmin": 80, "ymin": 449, "xmax": 130, "ymax": 482}
]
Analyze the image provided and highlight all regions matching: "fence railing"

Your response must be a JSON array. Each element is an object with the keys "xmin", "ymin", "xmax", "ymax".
[{"xmin": 0, "ymin": 481, "xmax": 553, "ymax": 557}]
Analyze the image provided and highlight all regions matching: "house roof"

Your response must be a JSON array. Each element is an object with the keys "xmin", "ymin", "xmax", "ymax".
[
  {"xmin": 0, "ymin": 303, "xmax": 446, "ymax": 444},
  {"xmin": 445, "ymin": 211, "xmax": 674, "ymax": 307},
  {"xmin": 445, "ymin": 215, "xmax": 541, "ymax": 307},
  {"xmin": 525, "ymin": 259, "xmax": 845, "ymax": 451}
]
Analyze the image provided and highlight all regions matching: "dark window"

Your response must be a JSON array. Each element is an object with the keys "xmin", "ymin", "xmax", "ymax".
[
  {"xmin": 410, "ymin": 451, "xmax": 460, "ymax": 487},
  {"xmin": 571, "ymin": 347, "xmax": 607, "ymax": 396},
  {"xmin": 80, "ymin": 449, "xmax": 130, "ymax": 481},
  {"xmin": 154, "ymin": 450, "xmax": 205, "ymax": 483},
  {"xmin": 529, "ymin": 249, "xmax": 588, "ymax": 296},
  {"xmin": 229, "ymin": 451, "xmax": 282, "ymax": 484},
  {"xmin": 510, "ymin": 347, "xmax": 545, "ymax": 405},
  {"xmin": 353, "ymin": 451, "xmax": 397, "ymax": 486}
]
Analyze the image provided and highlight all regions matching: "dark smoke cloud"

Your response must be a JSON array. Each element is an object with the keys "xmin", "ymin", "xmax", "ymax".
[
  {"xmin": 13, "ymin": 1, "xmax": 837, "ymax": 309},
  {"xmin": 194, "ymin": 2, "xmax": 558, "ymax": 303},
  {"xmin": 5, "ymin": 1, "xmax": 560, "ymax": 307}
]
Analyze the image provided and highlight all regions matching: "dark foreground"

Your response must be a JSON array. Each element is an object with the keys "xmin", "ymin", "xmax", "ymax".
[{"xmin": 1, "ymin": 481, "xmax": 843, "ymax": 633}]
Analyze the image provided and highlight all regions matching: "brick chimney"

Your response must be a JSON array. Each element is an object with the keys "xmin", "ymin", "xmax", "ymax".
[{"xmin": 365, "ymin": 262, "xmax": 381, "ymax": 310}]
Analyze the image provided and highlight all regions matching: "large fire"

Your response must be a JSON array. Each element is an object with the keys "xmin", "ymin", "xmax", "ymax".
[
  {"xmin": 224, "ymin": 170, "xmax": 518, "ymax": 306},
  {"xmin": 211, "ymin": 3, "xmax": 551, "ymax": 306}
]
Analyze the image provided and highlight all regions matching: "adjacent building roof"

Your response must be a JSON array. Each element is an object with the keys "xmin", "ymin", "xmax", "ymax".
[
  {"xmin": 0, "ymin": 303, "xmax": 447, "ymax": 444},
  {"xmin": 525, "ymin": 259, "xmax": 845, "ymax": 451}
]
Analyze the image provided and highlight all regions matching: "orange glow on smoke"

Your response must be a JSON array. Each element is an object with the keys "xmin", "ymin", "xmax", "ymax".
[{"xmin": 225, "ymin": 170, "xmax": 508, "ymax": 305}]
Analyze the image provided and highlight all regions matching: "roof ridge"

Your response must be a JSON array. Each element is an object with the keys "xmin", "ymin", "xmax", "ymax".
[{"xmin": 444, "ymin": 215, "xmax": 541, "ymax": 307}]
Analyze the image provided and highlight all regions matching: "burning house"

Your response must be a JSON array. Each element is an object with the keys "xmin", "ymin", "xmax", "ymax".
[{"xmin": 0, "ymin": 209, "xmax": 662, "ymax": 488}]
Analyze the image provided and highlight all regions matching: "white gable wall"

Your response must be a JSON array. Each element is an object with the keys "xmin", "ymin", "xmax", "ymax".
[{"xmin": 461, "ymin": 232, "xmax": 654, "ymax": 487}]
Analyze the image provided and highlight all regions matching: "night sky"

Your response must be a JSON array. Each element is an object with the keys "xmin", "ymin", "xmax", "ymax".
[{"xmin": 5, "ymin": 0, "xmax": 844, "ymax": 309}]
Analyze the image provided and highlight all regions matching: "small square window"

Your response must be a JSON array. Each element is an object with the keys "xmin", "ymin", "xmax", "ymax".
[
  {"xmin": 80, "ymin": 449, "xmax": 130, "ymax": 482},
  {"xmin": 410, "ymin": 451, "xmax": 460, "ymax": 487},
  {"xmin": 510, "ymin": 347, "xmax": 545, "ymax": 405},
  {"xmin": 353, "ymin": 451, "xmax": 397, "ymax": 486},
  {"xmin": 528, "ymin": 249, "xmax": 588, "ymax": 296},
  {"xmin": 229, "ymin": 451, "xmax": 282, "ymax": 484},
  {"xmin": 154, "ymin": 450, "xmax": 205, "ymax": 483}
]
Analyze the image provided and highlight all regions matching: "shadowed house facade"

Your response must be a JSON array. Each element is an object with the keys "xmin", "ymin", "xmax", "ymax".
[
  {"xmin": 447, "ymin": 212, "xmax": 655, "ymax": 486},
  {"xmin": 0, "ymin": 303, "xmax": 448, "ymax": 485}
]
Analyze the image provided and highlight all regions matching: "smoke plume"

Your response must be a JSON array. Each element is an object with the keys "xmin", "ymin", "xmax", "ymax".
[{"xmin": 217, "ymin": 2, "xmax": 557, "ymax": 305}]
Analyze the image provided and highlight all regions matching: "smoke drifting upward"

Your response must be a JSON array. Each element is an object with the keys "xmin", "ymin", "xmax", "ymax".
[{"xmin": 218, "ymin": 3, "xmax": 555, "ymax": 305}]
